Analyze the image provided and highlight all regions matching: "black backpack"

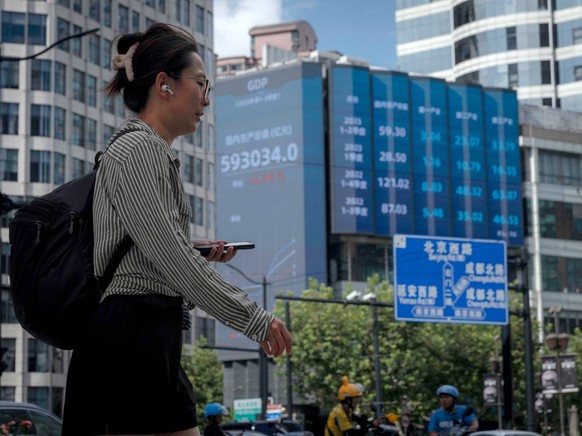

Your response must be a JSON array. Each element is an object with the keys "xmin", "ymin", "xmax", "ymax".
[{"xmin": 8, "ymin": 128, "xmax": 136, "ymax": 349}]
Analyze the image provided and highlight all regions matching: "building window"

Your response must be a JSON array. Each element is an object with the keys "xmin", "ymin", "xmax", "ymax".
[
  {"xmin": 541, "ymin": 255, "xmax": 582, "ymax": 294},
  {"xmin": 146, "ymin": 17, "xmax": 155, "ymax": 28},
  {"xmin": 183, "ymin": 155, "xmax": 194, "ymax": 184},
  {"xmin": 56, "ymin": 18, "xmax": 70, "ymax": 52},
  {"xmin": 89, "ymin": 0, "xmax": 100, "ymax": 21},
  {"xmin": 30, "ymin": 150, "xmax": 51, "ymax": 183},
  {"xmin": 132, "ymin": 10, "xmax": 140, "ymax": 32},
  {"xmin": 73, "ymin": 158, "xmax": 86, "ymax": 179},
  {"xmin": 54, "ymin": 152, "xmax": 65, "ymax": 185},
  {"xmin": 119, "ymin": 5, "xmax": 129, "ymax": 33},
  {"xmin": 104, "ymin": 0, "xmax": 112, "ymax": 27},
  {"xmin": 72, "ymin": 113, "xmax": 85, "ymax": 147},
  {"xmin": 206, "ymin": 10, "xmax": 213, "ymax": 38},
  {"xmin": 54, "ymin": 107, "xmax": 66, "ymax": 140},
  {"xmin": 57, "ymin": 0, "xmax": 70, "ymax": 7},
  {"xmin": 146, "ymin": 0, "xmax": 155, "ymax": 8},
  {"xmin": 1, "ymin": 288, "xmax": 17, "ymax": 323},
  {"xmin": 1, "ymin": 242, "xmax": 9, "ymax": 275},
  {"xmin": 72, "ymin": 0, "xmax": 82, "ymax": 13},
  {"xmin": 207, "ymin": 162, "xmax": 214, "ymax": 191},
  {"xmin": 196, "ymin": 5, "xmax": 204, "ymax": 33},
  {"xmin": 28, "ymin": 339, "xmax": 49, "ymax": 372},
  {"xmin": 73, "ymin": 69, "xmax": 86, "ymax": 102},
  {"xmin": 1, "ymin": 103, "xmax": 19, "ymax": 135},
  {"xmin": 539, "ymin": 23, "xmax": 550, "ymax": 47},
  {"xmin": 89, "ymin": 34, "xmax": 100, "ymax": 65},
  {"xmin": 194, "ymin": 196, "xmax": 203, "ymax": 226},
  {"xmin": 195, "ymin": 158, "xmax": 203, "ymax": 186},
  {"xmin": 508, "ymin": 63, "xmax": 518, "ymax": 87},
  {"xmin": 102, "ymin": 82, "xmax": 115, "ymax": 114},
  {"xmin": 159, "ymin": 0, "xmax": 166, "ymax": 14},
  {"xmin": 71, "ymin": 24, "xmax": 83, "ymax": 57},
  {"xmin": 1, "ymin": 339, "xmax": 16, "ymax": 372},
  {"xmin": 28, "ymin": 13, "xmax": 47, "ymax": 45},
  {"xmin": 1, "ymin": 149, "xmax": 19, "ymax": 181},
  {"xmin": 54, "ymin": 62, "xmax": 66, "ymax": 95},
  {"xmin": 30, "ymin": 104, "xmax": 51, "ymax": 137},
  {"xmin": 575, "ymin": 65, "xmax": 582, "ymax": 81},
  {"xmin": 507, "ymin": 26, "xmax": 517, "ymax": 50},
  {"xmin": 0, "ymin": 387, "xmax": 15, "ymax": 401},
  {"xmin": 27, "ymin": 387, "xmax": 49, "ymax": 411},
  {"xmin": 87, "ymin": 75, "xmax": 97, "ymax": 107},
  {"xmin": 102, "ymin": 38, "xmax": 112, "ymax": 69},
  {"xmin": 539, "ymin": 0, "xmax": 548, "ymax": 8},
  {"xmin": 183, "ymin": 0, "xmax": 191, "ymax": 26},
  {"xmin": 87, "ymin": 118, "xmax": 97, "ymax": 151},
  {"xmin": 207, "ymin": 201, "xmax": 214, "ymax": 230},
  {"xmin": 31, "ymin": 59, "xmax": 51, "ymax": 91},
  {"xmin": 574, "ymin": 28, "xmax": 582, "ymax": 44},
  {"xmin": 175, "ymin": 0, "xmax": 182, "ymax": 22},
  {"xmin": 195, "ymin": 317, "xmax": 215, "ymax": 346},
  {"xmin": 1, "ymin": 12, "xmax": 25, "ymax": 43},
  {"xmin": 542, "ymin": 97, "xmax": 553, "ymax": 106},
  {"xmin": 541, "ymin": 60, "xmax": 552, "ymax": 84},
  {"xmin": 103, "ymin": 124, "xmax": 115, "ymax": 149},
  {"xmin": 1, "ymin": 61, "xmax": 19, "ymax": 89},
  {"xmin": 538, "ymin": 149, "xmax": 582, "ymax": 185}
]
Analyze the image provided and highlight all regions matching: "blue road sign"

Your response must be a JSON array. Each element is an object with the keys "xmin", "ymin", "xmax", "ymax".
[{"xmin": 393, "ymin": 234, "xmax": 508, "ymax": 325}]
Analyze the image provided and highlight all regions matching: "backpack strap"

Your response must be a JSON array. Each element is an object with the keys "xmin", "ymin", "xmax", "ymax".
[
  {"xmin": 93, "ymin": 127, "xmax": 142, "ymax": 170},
  {"xmin": 94, "ymin": 126, "xmax": 141, "ymax": 292}
]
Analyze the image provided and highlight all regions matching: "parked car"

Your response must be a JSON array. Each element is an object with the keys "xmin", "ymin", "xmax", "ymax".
[
  {"xmin": 472, "ymin": 431, "xmax": 542, "ymax": 436},
  {"xmin": 0, "ymin": 401, "xmax": 62, "ymax": 435},
  {"xmin": 221, "ymin": 419, "xmax": 314, "ymax": 436}
]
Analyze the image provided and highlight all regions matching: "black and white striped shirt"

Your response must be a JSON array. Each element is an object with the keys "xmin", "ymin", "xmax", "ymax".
[{"xmin": 93, "ymin": 118, "xmax": 273, "ymax": 342}]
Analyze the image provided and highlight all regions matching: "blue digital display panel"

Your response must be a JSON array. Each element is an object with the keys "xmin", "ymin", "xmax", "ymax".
[
  {"xmin": 484, "ymin": 89, "xmax": 523, "ymax": 244},
  {"xmin": 330, "ymin": 65, "xmax": 373, "ymax": 234},
  {"xmin": 215, "ymin": 63, "xmax": 326, "ymax": 347},
  {"xmin": 448, "ymin": 84, "xmax": 488, "ymax": 239},
  {"xmin": 410, "ymin": 78, "xmax": 450, "ymax": 236},
  {"xmin": 372, "ymin": 72, "xmax": 413, "ymax": 236}
]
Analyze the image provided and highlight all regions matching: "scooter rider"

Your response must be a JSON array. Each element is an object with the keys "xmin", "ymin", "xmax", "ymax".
[
  {"xmin": 325, "ymin": 376, "xmax": 366, "ymax": 436},
  {"xmin": 428, "ymin": 385, "xmax": 478, "ymax": 436},
  {"xmin": 203, "ymin": 403, "xmax": 229, "ymax": 436}
]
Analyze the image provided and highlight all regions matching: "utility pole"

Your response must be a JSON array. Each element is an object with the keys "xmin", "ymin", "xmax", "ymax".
[{"xmin": 224, "ymin": 264, "xmax": 271, "ymax": 420}]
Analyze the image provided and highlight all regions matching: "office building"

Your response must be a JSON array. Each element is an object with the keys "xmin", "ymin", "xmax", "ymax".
[
  {"xmin": 395, "ymin": 0, "xmax": 582, "ymax": 112},
  {"xmin": 0, "ymin": 0, "xmax": 216, "ymax": 416}
]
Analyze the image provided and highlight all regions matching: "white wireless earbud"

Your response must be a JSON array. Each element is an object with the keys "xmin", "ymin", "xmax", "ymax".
[{"xmin": 161, "ymin": 84, "xmax": 174, "ymax": 96}]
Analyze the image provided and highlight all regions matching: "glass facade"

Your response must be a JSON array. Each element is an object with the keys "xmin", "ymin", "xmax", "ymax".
[{"xmin": 396, "ymin": 0, "xmax": 582, "ymax": 110}]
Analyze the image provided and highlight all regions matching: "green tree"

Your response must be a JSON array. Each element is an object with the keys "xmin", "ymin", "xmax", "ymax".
[
  {"xmin": 273, "ymin": 276, "xmax": 538, "ymax": 427},
  {"xmin": 181, "ymin": 337, "xmax": 224, "ymax": 427}
]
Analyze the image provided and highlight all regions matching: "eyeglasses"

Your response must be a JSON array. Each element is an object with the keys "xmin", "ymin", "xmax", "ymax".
[{"xmin": 177, "ymin": 76, "xmax": 211, "ymax": 100}]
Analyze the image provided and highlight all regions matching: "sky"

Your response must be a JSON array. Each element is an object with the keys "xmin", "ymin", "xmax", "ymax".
[{"xmin": 214, "ymin": 0, "xmax": 397, "ymax": 68}]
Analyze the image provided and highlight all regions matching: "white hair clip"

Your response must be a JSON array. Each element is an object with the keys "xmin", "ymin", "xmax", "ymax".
[{"xmin": 111, "ymin": 41, "xmax": 140, "ymax": 82}]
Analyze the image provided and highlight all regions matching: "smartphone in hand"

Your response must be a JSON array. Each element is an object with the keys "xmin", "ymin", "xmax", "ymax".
[{"xmin": 194, "ymin": 242, "xmax": 255, "ymax": 256}]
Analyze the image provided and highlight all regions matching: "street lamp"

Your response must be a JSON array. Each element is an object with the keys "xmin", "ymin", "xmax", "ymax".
[{"xmin": 546, "ymin": 307, "xmax": 570, "ymax": 436}]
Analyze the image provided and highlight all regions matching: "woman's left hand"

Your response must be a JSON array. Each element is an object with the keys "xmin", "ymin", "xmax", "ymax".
[{"xmin": 192, "ymin": 240, "xmax": 237, "ymax": 263}]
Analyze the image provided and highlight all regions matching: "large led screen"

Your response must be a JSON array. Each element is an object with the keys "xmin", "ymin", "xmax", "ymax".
[
  {"xmin": 410, "ymin": 78, "xmax": 451, "ymax": 236},
  {"xmin": 329, "ymin": 65, "xmax": 374, "ymax": 234},
  {"xmin": 372, "ymin": 72, "xmax": 413, "ymax": 236},
  {"xmin": 484, "ymin": 89, "xmax": 522, "ymax": 244},
  {"xmin": 215, "ymin": 62, "xmax": 326, "ymax": 347},
  {"xmin": 448, "ymin": 84, "xmax": 488, "ymax": 239}
]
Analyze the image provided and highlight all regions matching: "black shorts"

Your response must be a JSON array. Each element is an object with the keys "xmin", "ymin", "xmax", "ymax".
[{"xmin": 62, "ymin": 294, "xmax": 197, "ymax": 435}]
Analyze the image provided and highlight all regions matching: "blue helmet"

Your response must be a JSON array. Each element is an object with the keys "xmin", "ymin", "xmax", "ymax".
[
  {"xmin": 204, "ymin": 403, "xmax": 229, "ymax": 418},
  {"xmin": 436, "ymin": 385, "xmax": 459, "ymax": 399}
]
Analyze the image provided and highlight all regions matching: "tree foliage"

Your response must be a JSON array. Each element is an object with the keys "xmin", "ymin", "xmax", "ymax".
[
  {"xmin": 181, "ymin": 337, "xmax": 224, "ymax": 427},
  {"xmin": 273, "ymin": 275, "xmax": 540, "ymax": 427}
]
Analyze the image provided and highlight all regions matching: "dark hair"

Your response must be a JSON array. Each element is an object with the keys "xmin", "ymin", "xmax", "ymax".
[{"xmin": 104, "ymin": 23, "xmax": 199, "ymax": 113}]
